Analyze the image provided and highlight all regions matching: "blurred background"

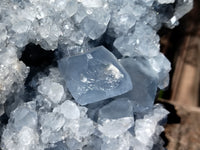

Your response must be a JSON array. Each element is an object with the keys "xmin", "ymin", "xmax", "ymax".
[{"xmin": 157, "ymin": 0, "xmax": 200, "ymax": 149}]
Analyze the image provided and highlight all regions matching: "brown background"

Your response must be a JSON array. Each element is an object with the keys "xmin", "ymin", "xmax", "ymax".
[{"xmin": 158, "ymin": 0, "xmax": 200, "ymax": 149}]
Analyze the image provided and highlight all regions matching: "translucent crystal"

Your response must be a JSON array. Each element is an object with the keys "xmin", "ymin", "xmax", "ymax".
[
  {"xmin": 166, "ymin": 0, "xmax": 193, "ymax": 28},
  {"xmin": 1, "ymin": 102, "xmax": 40, "ymax": 150},
  {"xmin": 175, "ymin": 0, "xmax": 193, "ymax": 20},
  {"xmin": 98, "ymin": 98, "xmax": 134, "ymax": 138},
  {"xmin": 101, "ymin": 132, "xmax": 135, "ymax": 150},
  {"xmin": 40, "ymin": 112, "xmax": 65, "ymax": 132},
  {"xmin": 135, "ymin": 104, "xmax": 169, "ymax": 148},
  {"xmin": 0, "ymin": 46, "xmax": 29, "ymax": 105},
  {"xmin": 17, "ymin": 127, "xmax": 38, "ymax": 147},
  {"xmin": 58, "ymin": 46, "xmax": 132, "ymax": 105},
  {"xmin": 11, "ymin": 104, "xmax": 38, "ymax": 130},
  {"xmin": 38, "ymin": 78, "xmax": 64, "ymax": 104},
  {"xmin": 119, "ymin": 57, "xmax": 158, "ymax": 111},
  {"xmin": 110, "ymin": 5, "xmax": 137, "ymax": 35},
  {"xmin": 98, "ymin": 98, "xmax": 134, "ymax": 120},
  {"xmin": 114, "ymin": 22, "xmax": 160, "ymax": 57},
  {"xmin": 39, "ymin": 112, "xmax": 66, "ymax": 144},
  {"xmin": 2, "ymin": 126, "xmax": 39, "ymax": 150},
  {"xmin": 80, "ymin": 8, "xmax": 110, "ymax": 40},
  {"xmin": 78, "ymin": 118, "xmax": 95, "ymax": 137},
  {"xmin": 53, "ymin": 100, "xmax": 80, "ymax": 119},
  {"xmin": 147, "ymin": 53, "xmax": 171, "ymax": 89},
  {"xmin": 54, "ymin": 0, "xmax": 78, "ymax": 17},
  {"xmin": 46, "ymin": 142, "xmax": 68, "ymax": 150},
  {"xmin": 157, "ymin": 0, "xmax": 175, "ymax": 4},
  {"xmin": 80, "ymin": 0, "xmax": 105, "ymax": 8}
]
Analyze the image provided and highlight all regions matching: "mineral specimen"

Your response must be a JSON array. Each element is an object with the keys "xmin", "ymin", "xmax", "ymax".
[{"xmin": 0, "ymin": 0, "xmax": 193, "ymax": 150}]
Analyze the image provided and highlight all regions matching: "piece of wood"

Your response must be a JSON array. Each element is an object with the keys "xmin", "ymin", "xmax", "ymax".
[{"xmin": 158, "ymin": 99, "xmax": 200, "ymax": 150}]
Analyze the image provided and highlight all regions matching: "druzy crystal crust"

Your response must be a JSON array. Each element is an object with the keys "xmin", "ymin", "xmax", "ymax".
[{"xmin": 0, "ymin": 0, "xmax": 193, "ymax": 150}]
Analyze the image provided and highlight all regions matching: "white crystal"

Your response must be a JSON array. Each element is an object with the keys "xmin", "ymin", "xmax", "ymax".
[
  {"xmin": 11, "ymin": 105, "xmax": 38, "ymax": 130},
  {"xmin": 114, "ymin": 22, "xmax": 160, "ymax": 57},
  {"xmin": 17, "ymin": 127, "xmax": 39, "ymax": 147},
  {"xmin": 175, "ymin": 0, "xmax": 193, "ymax": 20},
  {"xmin": 147, "ymin": 53, "xmax": 171, "ymax": 89},
  {"xmin": 39, "ymin": 112, "xmax": 66, "ymax": 144},
  {"xmin": 53, "ymin": 100, "xmax": 80, "ymax": 120},
  {"xmin": 135, "ymin": 104, "xmax": 169, "ymax": 148},
  {"xmin": 40, "ymin": 112, "xmax": 66, "ymax": 131},
  {"xmin": 38, "ymin": 79, "xmax": 64, "ymax": 104},
  {"xmin": 2, "ymin": 126, "xmax": 39, "ymax": 150},
  {"xmin": 80, "ymin": 0, "xmax": 104, "ymax": 8},
  {"xmin": 80, "ymin": 8, "xmax": 110, "ymax": 40},
  {"xmin": 157, "ymin": 0, "xmax": 175, "ymax": 4}
]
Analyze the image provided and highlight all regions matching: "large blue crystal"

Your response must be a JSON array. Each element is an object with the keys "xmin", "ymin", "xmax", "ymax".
[
  {"xmin": 58, "ymin": 46, "xmax": 132, "ymax": 105},
  {"xmin": 119, "ymin": 57, "xmax": 158, "ymax": 111}
]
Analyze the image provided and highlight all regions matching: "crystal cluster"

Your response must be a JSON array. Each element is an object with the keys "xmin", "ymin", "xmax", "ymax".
[{"xmin": 0, "ymin": 0, "xmax": 193, "ymax": 150}]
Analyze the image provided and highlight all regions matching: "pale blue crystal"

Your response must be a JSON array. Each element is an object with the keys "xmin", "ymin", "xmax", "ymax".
[
  {"xmin": 119, "ymin": 57, "xmax": 158, "ymax": 111},
  {"xmin": 58, "ymin": 46, "xmax": 132, "ymax": 105}
]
